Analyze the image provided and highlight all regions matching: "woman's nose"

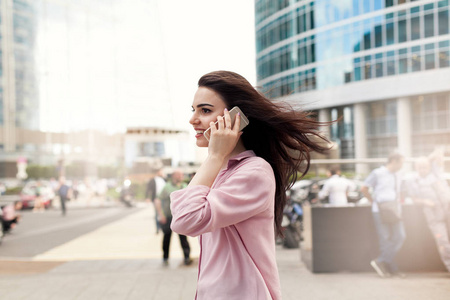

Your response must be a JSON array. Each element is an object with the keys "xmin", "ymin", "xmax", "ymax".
[{"xmin": 189, "ymin": 114, "xmax": 199, "ymax": 125}]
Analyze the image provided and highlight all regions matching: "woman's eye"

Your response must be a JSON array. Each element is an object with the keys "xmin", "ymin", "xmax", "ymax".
[{"xmin": 201, "ymin": 108, "xmax": 211, "ymax": 114}]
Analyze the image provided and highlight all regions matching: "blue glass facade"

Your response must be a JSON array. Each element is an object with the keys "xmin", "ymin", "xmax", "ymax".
[{"xmin": 256, "ymin": 0, "xmax": 450, "ymax": 98}]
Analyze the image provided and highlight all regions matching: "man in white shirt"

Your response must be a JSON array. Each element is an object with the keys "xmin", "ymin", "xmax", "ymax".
[
  {"xmin": 361, "ymin": 152, "xmax": 405, "ymax": 278},
  {"xmin": 318, "ymin": 166, "xmax": 353, "ymax": 206}
]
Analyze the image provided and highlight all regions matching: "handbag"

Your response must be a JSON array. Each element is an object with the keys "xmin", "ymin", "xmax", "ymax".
[{"xmin": 378, "ymin": 201, "xmax": 401, "ymax": 223}]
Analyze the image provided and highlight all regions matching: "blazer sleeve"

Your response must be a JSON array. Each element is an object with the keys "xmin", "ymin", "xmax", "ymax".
[{"xmin": 170, "ymin": 161, "xmax": 275, "ymax": 237}]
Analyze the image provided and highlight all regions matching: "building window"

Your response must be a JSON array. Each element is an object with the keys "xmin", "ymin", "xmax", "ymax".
[
  {"xmin": 387, "ymin": 51, "xmax": 396, "ymax": 75},
  {"xmin": 375, "ymin": 53, "xmax": 384, "ymax": 77},
  {"xmin": 385, "ymin": 0, "xmax": 394, "ymax": 7},
  {"xmin": 411, "ymin": 46, "xmax": 422, "ymax": 72},
  {"xmin": 439, "ymin": 41, "xmax": 450, "ymax": 68},
  {"xmin": 412, "ymin": 93, "xmax": 450, "ymax": 134},
  {"xmin": 363, "ymin": 19, "xmax": 372, "ymax": 50},
  {"xmin": 424, "ymin": 7, "xmax": 435, "ymax": 38},
  {"xmin": 383, "ymin": 21, "xmax": 393, "ymax": 46},
  {"xmin": 354, "ymin": 56, "xmax": 362, "ymax": 81},
  {"xmin": 425, "ymin": 43, "xmax": 436, "ymax": 70},
  {"xmin": 410, "ymin": 15, "xmax": 421, "ymax": 40},
  {"xmin": 438, "ymin": 7, "xmax": 449, "ymax": 35},
  {"xmin": 398, "ymin": 17, "xmax": 408, "ymax": 43},
  {"xmin": 330, "ymin": 106, "xmax": 355, "ymax": 159},
  {"xmin": 364, "ymin": 55, "xmax": 372, "ymax": 79}
]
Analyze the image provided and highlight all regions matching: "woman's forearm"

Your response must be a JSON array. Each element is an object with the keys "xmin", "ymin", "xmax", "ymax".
[{"xmin": 188, "ymin": 154, "xmax": 225, "ymax": 188}]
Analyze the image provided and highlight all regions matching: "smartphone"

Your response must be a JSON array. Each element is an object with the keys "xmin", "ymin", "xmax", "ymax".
[{"xmin": 203, "ymin": 106, "xmax": 250, "ymax": 141}]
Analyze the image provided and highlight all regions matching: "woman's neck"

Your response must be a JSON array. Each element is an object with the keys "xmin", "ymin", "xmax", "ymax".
[{"xmin": 221, "ymin": 140, "xmax": 247, "ymax": 169}]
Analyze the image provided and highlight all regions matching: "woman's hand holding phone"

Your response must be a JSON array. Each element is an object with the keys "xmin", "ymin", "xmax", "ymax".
[
  {"xmin": 188, "ymin": 108, "xmax": 246, "ymax": 188},
  {"xmin": 207, "ymin": 108, "xmax": 242, "ymax": 160}
]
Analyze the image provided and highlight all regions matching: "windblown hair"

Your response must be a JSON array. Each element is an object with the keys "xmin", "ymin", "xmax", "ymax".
[{"xmin": 198, "ymin": 70, "xmax": 331, "ymax": 236}]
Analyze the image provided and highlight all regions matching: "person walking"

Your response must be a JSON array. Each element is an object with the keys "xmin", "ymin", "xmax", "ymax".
[
  {"xmin": 32, "ymin": 181, "xmax": 45, "ymax": 213},
  {"xmin": 58, "ymin": 177, "xmax": 71, "ymax": 216},
  {"xmin": 318, "ymin": 165, "xmax": 353, "ymax": 206},
  {"xmin": 154, "ymin": 169, "xmax": 192, "ymax": 266},
  {"xmin": 145, "ymin": 167, "xmax": 166, "ymax": 234},
  {"xmin": 1, "ymin": 201, "xmax": 22, "ymax": 233},
  {"xmin": 361, "ymin": 153, "xmax": 406, "ymax": 278},
  {"xmin": 404, "ymin": 156, "xmax": 450, "ymax": 272},
  {"xmin": 169, "ymin": 71, "xmax": 330, "ymax": 299}
]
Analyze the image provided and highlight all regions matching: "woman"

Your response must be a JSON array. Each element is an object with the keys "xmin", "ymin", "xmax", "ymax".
[{"xmin": 170, "ymin": 71, "xmax": 329, "ymax": 299}]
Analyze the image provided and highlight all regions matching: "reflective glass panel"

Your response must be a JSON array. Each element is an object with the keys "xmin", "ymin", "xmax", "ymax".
[
  {"xmin": 411, "ymin": 16, "xmax": 421, "ymax": 40},
  {"xmin": 439, "ymin": 10, "xmax": 449, "ymax": 35},
  {"xmin": 364, "ymin": 20, "xmax": 372, "ymax": 50},
  {"xmin": 364, "ymin": 0, "xmax": 371, "ymax": 13},
  {"xmin": 398, "ymin": 19, "xmax": 407, "ymax": 43},
  {"xmin": 386, "ymin": 22, "xmax": 394, "ymax": 45},
  {"xmin": 439, "ymin": 50, "xmax": 450, "ymax": 67},
  {"xmin": 353, "ymin": 0, "xmax": 360, "ymax": 16},
  {"xmin": 364, "ymin": 55, "xmax": 372, "ymax": 79},
  {"xmin": 375, "ymin": 24, "xmax": 382, "ymax": 47},
  {"xmin": 411, "ymin": 46, "xmax": 422, "ymax": 72},
  {"xmin": 425, "ymin": 52, "xmax": 435, "ymax": 70},
  {"xmin": 424, "ymin": 13, "xmax": 435, "ymax": 38}
]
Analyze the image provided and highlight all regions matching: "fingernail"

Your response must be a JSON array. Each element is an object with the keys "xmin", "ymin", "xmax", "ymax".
[
  {"xmin": 237, "ymin": 112, "xmax": 240, "ymax": 116},
  {"xmin": 224, "ymin": 108, "xmax": 228, "ymax": 112}
]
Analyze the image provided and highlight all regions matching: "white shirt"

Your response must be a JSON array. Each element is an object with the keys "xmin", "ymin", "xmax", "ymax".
[
  {"xmin": 154, "ymin": 176, "xmax": 166, "ymax": 196},
  {"xmin": 318, "ymin": 175, "xmax": 353, "ymax": 206},
  {"xmin": 364, "ymin": 166, "xmax": 401, "ymax": 213}
]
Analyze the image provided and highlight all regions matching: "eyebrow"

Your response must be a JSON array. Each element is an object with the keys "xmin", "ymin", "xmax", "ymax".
[{"xmin": 192, "ymin": 103, "xmax": 214, "ymax": 109}]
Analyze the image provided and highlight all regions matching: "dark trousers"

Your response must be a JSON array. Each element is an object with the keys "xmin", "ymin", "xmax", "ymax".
[
  {"xmin": 60, "ymin": 197, "xmax": 67, "ymax": 215},
  {"xmin": 2, "ymin": 217, "xmax": 18, "ymax": 232},
  {"xmin": 160, "ymin": 216, "xmax": 190, "ymax": 260}
]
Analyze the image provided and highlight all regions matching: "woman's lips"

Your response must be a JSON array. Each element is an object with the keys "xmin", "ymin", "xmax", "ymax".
[{"xmin": 195, "ymin": 129, "xmax": 204, "ymax": 138}]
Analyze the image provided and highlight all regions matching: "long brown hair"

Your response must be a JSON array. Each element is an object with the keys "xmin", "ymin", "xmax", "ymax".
[{"xmin": 198, "ymin": 70, "xmax": 330, "ymax": 236}]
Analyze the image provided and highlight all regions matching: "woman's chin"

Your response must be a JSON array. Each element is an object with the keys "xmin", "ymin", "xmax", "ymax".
[{"xmin": 196, "ymin": 139, "xmax": 208, "ymax": 148}]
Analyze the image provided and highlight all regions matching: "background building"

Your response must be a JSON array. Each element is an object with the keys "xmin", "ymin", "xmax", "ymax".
[
  {"xmin": 1, "ymin": 0, "xmax": 39, "ymax": 152},
  {"xmin": 0, "ymin": 0, "xmax": 187, "ymax": 178},
  {"xmin": 255, "ymin": 0, "xmax": 450, "ymax": 174}
]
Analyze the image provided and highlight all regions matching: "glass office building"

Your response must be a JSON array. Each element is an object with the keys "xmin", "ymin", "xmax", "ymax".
[
  {"xmin": 0, "ymin": 0, "xmax": 178, "ymax": 173},
  {"xmin": 255, "ymin": 0, "xmax": 450, "ymax": 174},
  {"xmin": 1, "ymin": 0, "xmax": 38, "ymax": 152}
]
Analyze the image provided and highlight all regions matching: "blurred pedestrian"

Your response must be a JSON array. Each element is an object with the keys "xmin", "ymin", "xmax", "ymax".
[
  {"xmin": 169, "ymin": 71, "xmax": 330, "ymax": 299},
  {"xmin": 1, "ymin": 201, "xmax": 22, "ymax": 233},
  {"xmin": 404, "ymin": 155, "xmax": 450, "ymax": 272},
  {"xmin": 145, "ymin": 167, "xmax": 166, "ymax": 234},
  {"xmin": 32, "ymin": 181, "xmax": 45, "ymax": 213},
  {"xmin": 154, "ymin": 169, "xmax": 191, "ymax": 266},
  {"xmin": 58, "ymin": 177, "xmax": 71, "ymax": 216},
  {"xmin": 72, "ymin": 180, "xmax": 80, "ymax": 200},
  {"xmin": 361, "ymin": 153, "xmax": 406, "ymax": 278},
  {"xmin": 318, "ymin": 165, "xmax": 353, "ymax": 205},
  {"xmin": 0, "ymin": 182, "xmax": 6, "ymax": 195}
]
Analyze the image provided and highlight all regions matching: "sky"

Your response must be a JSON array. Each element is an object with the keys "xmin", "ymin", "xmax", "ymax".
[
  {"xmin": 157, "ymin": 0, "xmax": 257, "ymax": 129},
  {"xmin": 37, "ymin": 0, "xmax": 256, "ymax": 133}
]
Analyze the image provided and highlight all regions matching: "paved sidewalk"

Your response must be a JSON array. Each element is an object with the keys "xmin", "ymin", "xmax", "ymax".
[{"xmin": 0, "ymin": 205, "xmax": 449, "ymax": 300}]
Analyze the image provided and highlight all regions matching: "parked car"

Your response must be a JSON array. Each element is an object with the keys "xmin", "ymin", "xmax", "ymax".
[{"xmin": 19, "ymin": 182, "xmax": 55, "ymax": 210}]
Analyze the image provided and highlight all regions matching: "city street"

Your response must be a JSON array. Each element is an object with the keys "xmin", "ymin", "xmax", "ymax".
[{"xmin": 0, "ymin": 200, "xmax": 449, "ymax": 300}]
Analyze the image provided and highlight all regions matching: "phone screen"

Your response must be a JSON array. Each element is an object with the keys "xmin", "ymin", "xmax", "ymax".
[{"xmin": 203, "ymin": 106, "xmax": 250, "ymax": 141}]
